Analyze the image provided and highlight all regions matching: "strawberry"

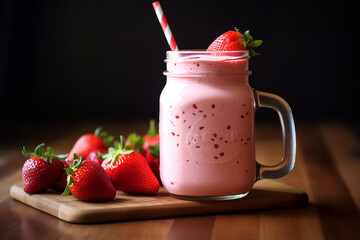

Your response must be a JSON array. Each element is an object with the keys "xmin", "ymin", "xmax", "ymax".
[
  {"xmin": 102, "ymin": 136, "xmax": 160, "ymax": 195},
  {"xmin": 141, "ymin": 120, "xmax": 161, "ymax": 182},
  {"xmin": 207, "ymin": 27, "xmax": 263, "ymax": 56},
  {"xmin": 50, "ymin": 160, "xmax": 70, "ymax": 192},
  {"xmin": 146, "ymin": 143, "xmax": 161, "ymax": 183},
  {"xmin": 85, "ymin": 150, "xmax": 106, "ymax": 165},
  {"xmin": 22, "ymin": 143, "xmax": 67, "ymax": 194},
  {"xmin": 67, "ymin": 127, "xmax": 113, "ymax": 162},
  {"xmin": 142, "ymin": 119, "xmax": 160, "ymax": 156},
  {"xmin": 62, "ymin": 154, "xmax": 116, "ymax": 201}
]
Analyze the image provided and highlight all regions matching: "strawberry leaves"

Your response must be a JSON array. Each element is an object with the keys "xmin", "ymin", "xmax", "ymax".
[
  {"xmin": 22, "ymin": 143, "xmax": 67, "ymax": 164},
  {"xmin": 125, "ymin": 133, "xmax": 144, "ymax": 153},
  {"xmin": 62, "ymin": 154, "xmax": 83, "ymax": 196},
  {"xmin": 235, "ymin": 27, "xmax": 263, "ymax": 56},
  {"xmin": 103, "ymin": 136, "xmax": 134, "ymax": 165},
  {"xmin": 149, "ymin": 143, "xmax": 160, "ymax": 158},
  {"xmin": 147, "ymin": 119, "xmax": 158, "ymax": 138},
  {"xmin": 94, "ymin": 127, "xmax": 114, "ymax": 147}
]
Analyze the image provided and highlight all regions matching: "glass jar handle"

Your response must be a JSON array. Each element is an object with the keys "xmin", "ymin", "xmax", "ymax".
[{"xmin": 253, "ymin": 89, "xmax": 296, "ymax": 180}]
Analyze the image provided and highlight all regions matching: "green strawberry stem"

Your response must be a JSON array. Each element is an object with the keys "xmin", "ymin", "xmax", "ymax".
[
  {"xmin": 235, "ymin": 27, "xmax": 263, "ymax": 56},
  {"xmin": 125, "ymin": 133, "xmax": 145, "ymax": 153},
  {"xmin": 149, "ymin": 143, "xmax": 160, "ymax": 158},
  {"xmin": 62, "ymin": 154, "xmax": 83, "ymax": 196},
  {"xmin": 94, "ymin": 126, "xmax": 103, "ymax": 137},
  {"xmin": 22, "ymin": 143, "xmax": 68, "ymax": 164},
  {"xmin": 94, "ymin": 127, "xmax": 114, "ymax": 147},
  {"xmin": 147, "ymin": 119, "xmax": 158, "ymax": 138},
  {"xmin": 97, "ymin": 151, "xmax": 104, "ymax": 160},
  {"xmin": 103, "ymin": 136, "xmax": 134, "ymax": 165}
]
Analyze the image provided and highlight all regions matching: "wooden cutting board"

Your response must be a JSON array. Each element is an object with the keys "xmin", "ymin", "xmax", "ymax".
[{"xmin": 10, "ymin": 180, "xmax": 308, "ymax": 224}]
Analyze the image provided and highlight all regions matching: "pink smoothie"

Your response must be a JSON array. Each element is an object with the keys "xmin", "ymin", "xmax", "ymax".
[{"xmin": 160, "ymin": 51, "xmax": 256, "ymax": 197}]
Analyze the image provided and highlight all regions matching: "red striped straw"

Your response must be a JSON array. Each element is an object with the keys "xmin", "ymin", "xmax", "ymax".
[{"xmin": 152, "ymin": 1, "xmax": 179, "ymax": 51}]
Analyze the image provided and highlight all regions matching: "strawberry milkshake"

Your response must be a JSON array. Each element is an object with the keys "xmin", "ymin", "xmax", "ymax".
[
  {"xmin": 160, "ymin": 50, "xmax": 256, "ymax": 199},
  {"xmin": 159, "ymin": 29, "xmax": 295, "ymax": 201}
]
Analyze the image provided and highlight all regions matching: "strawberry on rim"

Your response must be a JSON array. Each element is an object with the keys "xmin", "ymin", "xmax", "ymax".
[{"xmin": 207, "ymin": 27, "xmax": 263, "ymax": 56}]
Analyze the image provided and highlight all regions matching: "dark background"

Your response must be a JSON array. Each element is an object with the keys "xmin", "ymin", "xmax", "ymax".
[{"xmin": 0, "ymin": 0, "xmax": 358, "ymax": 141}]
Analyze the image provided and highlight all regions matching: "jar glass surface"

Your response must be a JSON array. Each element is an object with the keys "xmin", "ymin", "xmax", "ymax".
[{"xmin": 160, "ymin": 50, "xmax": 256, "ymax": 198}]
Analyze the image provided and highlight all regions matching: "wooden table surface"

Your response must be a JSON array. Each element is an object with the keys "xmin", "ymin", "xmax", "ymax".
[{"xmin": 0, "ymin": 120, "xmax": 359, "ymax": 240}]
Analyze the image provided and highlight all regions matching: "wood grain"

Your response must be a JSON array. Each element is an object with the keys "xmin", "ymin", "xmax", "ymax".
[
  {"xmin": 297, "ymin": 124, "xmax": 360, "ymax": 240},
  {"xmin": 1, "ymin": 121, "xmax": 359, "ymax": 240},
  {"xmin": 319, "ymin": 123, "xmax": 360, "ymax": 209},
  {"xmin": 10, "ymin": 180, "xmax": 308, "ymax": 223}
]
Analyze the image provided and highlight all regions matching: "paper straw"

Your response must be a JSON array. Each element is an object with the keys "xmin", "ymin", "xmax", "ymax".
[{"xmin": 152, "ymin": 1, "xmax": 179, "ymax": 51}]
